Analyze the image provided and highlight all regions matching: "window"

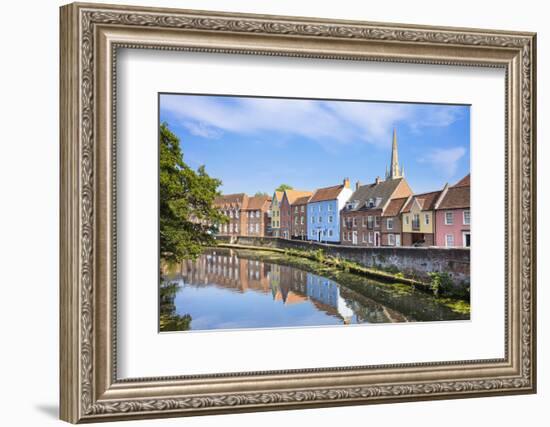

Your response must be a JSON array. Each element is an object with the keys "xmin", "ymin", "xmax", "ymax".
[
  {"xmin": 229, "ymin": 224, "xmax": 233, "ymax": 233},
  {"xmin": 235, "ymin": 211, "xmax": 239, "ymax": 219},
  {"xmin": 318, "ymin": 216, "xmax": 322, "ymax": 223},
  {"xmin": 323, "ymin": 230, "xmax": 327, "ymax": 236},
  {"xmin": 374, "ymin": 216, "xmax": 380, "ymax": 227},
  {"xmin": 445, "ymin": 211, "xmax": 454, "ymax": 225},
  {"xmin": 362, "ymin": 232, "xmax": 367, "ymax": 242},
  {"xmin": 362, "ymin": 217, "xmax": 366, "ymax": 227},
  {"xmin": 405, "ymin": 215, "xmax": 409, "ymax": 225},
  {"xmin": 328, "ymin": 229, "xmax": 333, "ymax": 237},
  {"xmin": 412, "ymin": 213, "xmax": 420, "ymax": 229},
  {"xmin": 229, "ymin": 210, "xmax": 233, "ymax": 218},
  {"xmin": 294, "ymin": 206, "xmax": 298, "ymax": 213},
  {"xmin": 352, "ymin": 217, "xmax": 357, "ymax": 227},
  {"xmin": 367, "ymin": 216, "xmax": 373, "ymax": 229},
  {"xmin": 424, "ymin": 214, "xmax": 430, "ymax": 225},
  {"xmin": 311, "ymin": 216, "xmax": 314, "ymax": 223},
  {"xmin": 328, "ymin": 215, "xmax": 333, "ymax": 223},
  {"xmin": 301, "ymin": 217, "xmax": 304, "ymax": 225},
  {"xmin": 368, "ymin": 232, "xmax": 373, "ymax": 243},
  {"xmin": 463, "ymin": 210, "xmax": 470, "ymax": 225},
  {"xmin": 294, "ymin": 217, "xmax": 298, "ymax": 224},
  {"xmin": 388, "ymin": 234, "xmax": 395, "ymax": 246},
  {"xmin": 249, "ymin": 224, "xmax": 254, "ymax": 233},
  {"xmin": 256, "ymin": 210, "xmax": 260, "ymax": 218},
  {"xmin": 327, "ymin": 204, "xmax": 332, "ymax": 211},
  {"xmin": 255, "ymin": 224, "xmax": 259, "ymax": 233},
  {"xmin": 301, "ymin": 206, "xmax": 305, "ymax": 212},
  {"xmin": 387, "ymin": 218, "xmax": 393, "ymax": 229},
  {"xmin": 446, "ymin": 234, "xmax": 454, "ymax": 247}
]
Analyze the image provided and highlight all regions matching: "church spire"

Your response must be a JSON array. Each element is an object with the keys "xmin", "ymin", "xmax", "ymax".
[{"xmin": 386, "ymin": 128, "xmax": 404, "ymax": 179}]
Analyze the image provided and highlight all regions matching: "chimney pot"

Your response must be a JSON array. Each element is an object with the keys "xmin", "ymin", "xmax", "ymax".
[
  {"xmin": 355, "ymin": 180, "xmax": 361, "ymax": 191},
  {"xmin": 343, "ymin": 177, "xmax": 350, "ymax": 188},
  {"xmin": 375, "ymin": 176, "xmax": 381, "ymax": 184}
]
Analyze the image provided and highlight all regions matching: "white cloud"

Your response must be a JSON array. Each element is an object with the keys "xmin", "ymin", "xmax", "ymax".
[
  {"xmin": 420, "ymin": 147, "xmax": 466, "ymax": 177},
  {"xmin": 182, "ymin": 121, "xmax": 222, "ymax": 139},
  {"xmin": 160, "ymin": 94, "xmax": 467, "ymax": 151}
]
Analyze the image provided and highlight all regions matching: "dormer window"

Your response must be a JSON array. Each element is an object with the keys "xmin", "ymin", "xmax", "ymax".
[
  {"xmin": 375, "ymin": 197, "xmax": 383, "ymax": 206},
  {"xmin": 368, "ymin": 198, "xmax": 375, "ymax": 208}
]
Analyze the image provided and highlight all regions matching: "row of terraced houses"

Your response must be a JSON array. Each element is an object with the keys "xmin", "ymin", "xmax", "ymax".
[{"xmin": 214, "ymin": 130, "xmax": 470, "ymax": 248}]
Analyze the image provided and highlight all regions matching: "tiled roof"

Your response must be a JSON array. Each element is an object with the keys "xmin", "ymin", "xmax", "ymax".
[
  {"xmin": 345, "ymin": 178, "xmax": 406, "ymax": 212},
  {"xmin": 309, "ymin": 184, "xmax": 345, "ymax": 203},
  {"xmin": 214, "ymin": 193, "xmax": 247, "ymax": 208},
  {"xmin": 437, "ymin": 185, "xmax": 470, "ymax": 209},
  {"xmin": 273, "ymin": 191, "xmax": 284, "ymax": 202},
  {"xmin": 453, "ymin": 174, "xmax": 470, "ymax": 187},
  {"xmin": 284, "ymin": 190, "xmax": 313, "ymax": 205},
  {"xmin": 383, "ymin": 197, "xmax": 409, "ymax": 217},
  {"xmin": 244, "ymin": 195, "xmax": 271, "ymax": 210},
  {"xmin": 292, "ymin": 194, "xmax": 312, "ymax": 206},
  {"xmin": 403, "ymin": 190, "xmax": 442, "ymax": 212}
]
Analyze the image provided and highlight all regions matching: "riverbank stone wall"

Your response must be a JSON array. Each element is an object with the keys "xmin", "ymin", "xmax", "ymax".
[{"xmin": 214, "ymin": 236, "xmax": 470, "ymax": 290}]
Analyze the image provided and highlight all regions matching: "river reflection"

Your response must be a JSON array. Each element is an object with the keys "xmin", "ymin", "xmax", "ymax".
[{"xmin": 161, "ymin": 249, "xmax": 414, "ymax": 331}]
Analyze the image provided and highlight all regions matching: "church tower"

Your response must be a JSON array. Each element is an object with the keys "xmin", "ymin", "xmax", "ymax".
[{"xmin": 386, "ymin": 128, "xmax": 405, "ymax": 180}]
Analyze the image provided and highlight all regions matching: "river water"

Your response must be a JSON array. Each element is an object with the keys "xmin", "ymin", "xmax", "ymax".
[{"xmin": 160, "ymin": 248, "xmax": 468, "ymax": 332}]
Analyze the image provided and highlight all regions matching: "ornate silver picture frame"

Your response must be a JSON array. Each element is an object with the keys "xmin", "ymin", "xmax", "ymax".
[{"xmin": 60, "ymin": 2, "xmax": 536, "ymax": 423}]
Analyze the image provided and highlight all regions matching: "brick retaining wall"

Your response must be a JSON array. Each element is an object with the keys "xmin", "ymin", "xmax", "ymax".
[{"xmin": 214, "ymin": 235, "xmax": 470, "ymax": 288}]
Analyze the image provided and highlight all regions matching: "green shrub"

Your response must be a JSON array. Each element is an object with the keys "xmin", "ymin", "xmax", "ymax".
[{"xmin": 428, "ymin": 271, "xmax": 454, "ymax": 296}]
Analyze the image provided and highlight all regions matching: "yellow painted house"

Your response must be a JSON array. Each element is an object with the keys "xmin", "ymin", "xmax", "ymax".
[
  {"xmin": 270, "ymin": 191, "xmax": 284, "ymax": 237},
  {"xmin": 401, "ymin": 190, "xmax": 444, "ymax": 246}
]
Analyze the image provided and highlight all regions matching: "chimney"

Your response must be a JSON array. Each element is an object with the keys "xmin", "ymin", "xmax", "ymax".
[
  {"xmin": 343, "ymin": 177, "xmax": 350, "ymax": 188},
  {"xmin": 355, "ymin": 180, "xmax": 361, "ymax": 191},
  {"xmin": 375, "ymin": 176, "xmax": 382, "ymax": 185}
]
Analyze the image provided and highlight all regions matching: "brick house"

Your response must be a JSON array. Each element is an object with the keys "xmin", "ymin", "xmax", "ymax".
[
  {"xmin": 340, "ymin": 177, "xmax": 412, "ymax": 246},
  {"xmin": 291, "ymin": 194, "xmax": 312, "ymax": 240},
  {"xmin": 242, "ymin": 195, "xmax": 272, "ymax": 237},
  {"xmin": 381, "ymin": 196, "xmax": 411, "ymax": 246},
  {"xmin": 214, "ymin": 193, "xmax": 248, "ymax": 237},
  {"xmin": 279, "ymin": 190, "xmax": 312, "ymax": 239},
  {"xmin": 434, "ymin": 174, "xmax": 470, "ymax": 247}
]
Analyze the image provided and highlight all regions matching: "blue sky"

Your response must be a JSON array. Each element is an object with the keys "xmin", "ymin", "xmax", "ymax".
[{"xmin": 159, "ymin": 94, "xmax": 470, "ymax": 195}]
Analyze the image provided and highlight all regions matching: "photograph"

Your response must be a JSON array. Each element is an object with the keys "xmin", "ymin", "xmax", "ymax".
[{"xmin": 158, "ymin": 94, "xmax": 471, "ymax": 332}]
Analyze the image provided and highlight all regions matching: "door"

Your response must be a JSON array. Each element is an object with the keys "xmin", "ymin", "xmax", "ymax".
[
  {"xmin": 374, "ymin": 232, "xmax": 380, "ymax": 247},
  {"xmin": 395, "ymin": 234, "xmax": 401, "ymax": 246},
  {"xmin": 352, "ymin": 231, "xmax": 357, "ymax": 245},
  {"xmin": 463, "ymin": 232, "xmax": 471, "ymax": 247}
]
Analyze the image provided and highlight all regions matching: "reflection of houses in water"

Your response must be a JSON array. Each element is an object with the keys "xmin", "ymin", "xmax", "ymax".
[
  {"xmin": 178, "ymin": 251, "xmax": 271, "ymax": 294},
  {"xmin": 170, "ymin": 250, "xmax": 401, "ymax": 325},
  {"xmin": 274, "ymin": 265, "xmax": 308, "ymax": 305},
  {"xmin": 306, "ymin": 274, "xmax": 355, "ymax": 324}
]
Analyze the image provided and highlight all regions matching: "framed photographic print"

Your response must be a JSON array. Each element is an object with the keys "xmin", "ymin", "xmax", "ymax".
[{"xmin": 60, "ymin": 2, "xmax": 537, "ymax": 423}]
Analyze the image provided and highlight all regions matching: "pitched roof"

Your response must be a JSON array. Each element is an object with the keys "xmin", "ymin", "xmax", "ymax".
[
  {"xmin": 437, "ymin": 185, "xmax": 470, "ymax": 209},
  {"xmin": 273, "ymin": 191, "xmax": 284, "ymax": 202},
  {"xmin": 403, "ymin": 190, "xmax": 442, "ymax": 212},
  {"xmin": 382, "ymin": 197, "xmax": 409, "ymax": 217},
  {"xmin": 283, "ymin": 190, "xmax": 313, "ymax": 205},
  {"xmin": 214, "ymin": 193, "xmax": 247, "ymax": 208},
  {"xmin": 344, "ymin": 178, "xmax": 406, "ymax": 212},
  {"xmin": 292, "ymin": 194, "xmax": 312, "ymax": 206},
  {"xmin": 244, "ymin": 195, "xmax": 271, "ymax": 210},
  {"xmin": 453, "ymin": 174, "xmax": 470, "ymax": 187},
  {"xmin": 309, "ymin": 184, "xmax": 346, "ymax": 203}
]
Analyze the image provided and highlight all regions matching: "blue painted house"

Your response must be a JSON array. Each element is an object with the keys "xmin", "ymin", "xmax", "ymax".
[{"xmin": 307, "ymin": 178, "xmax": 353, "ymax": 243}]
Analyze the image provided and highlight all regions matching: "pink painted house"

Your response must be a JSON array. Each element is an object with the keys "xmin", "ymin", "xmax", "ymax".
[{"xmin": 434, "ymin": 174, "xmax": 470, "ymax": 247}]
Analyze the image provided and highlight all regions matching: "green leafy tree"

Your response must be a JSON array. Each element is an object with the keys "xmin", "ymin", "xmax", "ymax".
[
  {"xmin": 275, "ymin": 184, "xmax": 293, "ymax": 192},
  {"xmin": 160, "ymin": 122, "xmax": 227, "ymax": 262},
  {"xmin": 254, "ymin": 191, "xmax": 269, "ymax": 197}
]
